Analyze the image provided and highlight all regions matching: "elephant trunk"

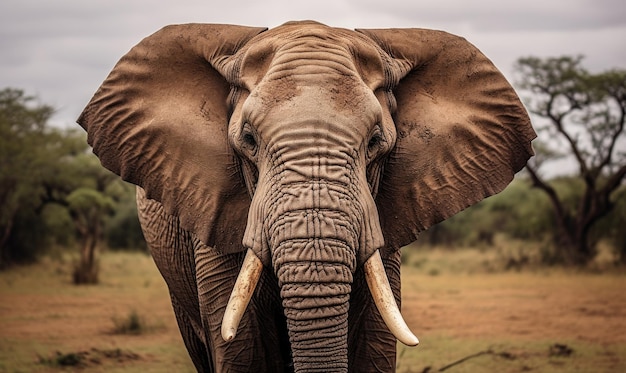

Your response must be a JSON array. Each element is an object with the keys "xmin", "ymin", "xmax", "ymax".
[
  {"xmin": 274, "ymin": 237, "xmax": 354, "ymax": 372},
  {"xmin": 258, "ymin": 176, "xmax": 358, "ymax": 372}
]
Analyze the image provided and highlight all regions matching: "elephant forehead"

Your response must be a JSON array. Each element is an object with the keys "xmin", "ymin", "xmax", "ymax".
[
  {"xmin": 240, "ymin": 22, "xmax": 386, "ymax": 89},
  {"xmin": 238, "ymin": 23, "xmax": 387, "ymax": 137},
  {"xmin": 268, "ymin": 39, "xmax": 357, "ymax": 78},
  {"xmin": 245, "ymin": 83, "xmax": 381, "ymax": 139},
  {"xmin": 241, "ymin": 52, "xmax": 371, "ymax": 122}
]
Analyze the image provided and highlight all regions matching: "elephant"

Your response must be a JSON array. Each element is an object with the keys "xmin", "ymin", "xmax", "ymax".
[{"xmin": 78, "ymin": 21, "xmax": 535, "ymax": 372}]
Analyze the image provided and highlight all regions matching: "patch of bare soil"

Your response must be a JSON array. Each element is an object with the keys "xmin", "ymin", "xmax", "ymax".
[
  {"xmin": 0, "ymin": 291, "xmax": 180, "ymax": 348},
  {"xmin": 0, "ymin": 253, "xmax": 194, "ymax": 372},
  {"xmin": 401, "ymin": 270, "xmax": 626, "ymax": 344}
]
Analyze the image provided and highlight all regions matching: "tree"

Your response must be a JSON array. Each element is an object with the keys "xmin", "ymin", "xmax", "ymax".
[
  {"xmin": 64, "ymin": 153, "xmax": 121, "ymax": 284},
  {"xmin": 67, "ymin": 187, "xmax": 115, "ymax": 284},
  {"xmin": 0, "ymin": 88, "xmax": 58, "ymax": 265},
  {"xmin": 0, "ymin": 87, "xmax": 137, "ymax": 275},
  {"xmin": 515, "ymin": 56, "xmax": 626, "ymax": 265}
]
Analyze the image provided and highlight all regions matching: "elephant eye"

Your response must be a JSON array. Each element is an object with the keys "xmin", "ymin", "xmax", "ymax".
[
  {"xmin": 367, "ymin": 126, "xmax": 384, "ymax": 150},
  {"xmin": 368, "ymin": 134, "xmax": 382, "ymax": 149},
  {"xmin": 366, "ymin": 123, "xmax": 391, "ymax": 164},
  {"xmin": 239, "ymin": 122, "xmax": 258, "ymax": 157},
  {"xmin": 243, "ymin": 132, "xmax": 257, "ymax": 148}
]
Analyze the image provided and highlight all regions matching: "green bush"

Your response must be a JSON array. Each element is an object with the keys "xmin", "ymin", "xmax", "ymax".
[
  {"xmin": 3, "ymin": 210, "xmax": 50, "ymax": 265},
  {"xmin": 111, "ymin": 309, "xmax": 164, "ymax": 335},
  {"xmin": 112, "ymin": 309, "xmax": 146, "ymax": 335},
  {"xmin": 418, "ymin": 179, "xmax": 552, "ymax": 247},
  {"xmin": 106, "ymin": 199, "xmax": 146, "ymax": 251}
]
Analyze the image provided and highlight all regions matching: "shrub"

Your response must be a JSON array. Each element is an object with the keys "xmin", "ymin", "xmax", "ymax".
[
  {"xmin": 112, "ymin": 309, "xmax": 145, "ymax": 335},
  {"xmin": 111, "ymin": 309, "xmax": 164, "ymax": 335}
]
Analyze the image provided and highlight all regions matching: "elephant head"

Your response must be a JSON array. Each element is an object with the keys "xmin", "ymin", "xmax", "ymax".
[{"xmin": 78, "ymin": 21, "xmax": 535, "ymax": 372}]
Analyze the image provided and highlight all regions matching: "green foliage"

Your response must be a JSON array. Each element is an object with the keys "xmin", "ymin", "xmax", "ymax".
[
  {"xmin": 3, "ymin": 209, "xmax": 51, "ymax": 263},
  {"xmin": 40, "ymin": 203, "xmax": 75, "ymax": 247},
  {"xmin": 0, "ymin": 88, "xmax": 87, "ymax": 266},
  {"xmin": 489, "ymin": 180, "xmax": 553, "ymax": 239},
  {"xmin": 592, "ymin": 187, "xmax": 626, "ymax": 262},
  {"xmin": 106, "ymin": 184, "xmax": 146, "ymax": 251},
  {"xmin": 68, "ymin": 187, "xmax": 114, "ymax": 210},
  {"xmin": 514, "ymin": 56, "xmax": 626, "ymax": 265},
  {"xmin": 419, "ymin": 179, "xmax": 552, "ymax": 247},
  {"xmin": 111, "ymin": 309, "xmax": 165, "ymax": 335},
  {"xmin": 0, "ymin": 88, "xmax": 146, "ymax": 269},
  {"xmin": 418, "ymin": 178, "xmax": 626, "ymax": 265},
  {"xmin": 67, "ymin": 188, "xmax": 116, "ymax": 227}
]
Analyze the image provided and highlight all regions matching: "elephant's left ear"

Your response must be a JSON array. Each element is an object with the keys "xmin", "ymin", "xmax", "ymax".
[
  {"xmin": 78, "ymin": 24, "xmax": 266, "ymax": 253},
  {"xmin": 357, "ymin": 28, "xmax": 536, "ymax": 253}
]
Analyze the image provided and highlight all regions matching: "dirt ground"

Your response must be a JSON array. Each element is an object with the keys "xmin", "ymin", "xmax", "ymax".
[
  {"xmin": 0, "ymin": 252, "xmax": 195, "ymax": 373},
  {"xmin": 401, "ymin": 268, "xmax": 626, "ymax": 345},
  {"xmin": 0, "ymin": 251, "xmax": 625, "ymax": 372},
  {"xmin": 399, "ymin": 265, "xmax": 626, "ymax": 372}
]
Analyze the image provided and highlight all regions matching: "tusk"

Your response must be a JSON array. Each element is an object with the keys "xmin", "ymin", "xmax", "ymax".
[
  {"xmin": 364, "ymin": 250, "xmax": 419, "ymax": 346},
  {"xmin": 221, "ymin": 249, "xmax": 263, "ymax": 342}
]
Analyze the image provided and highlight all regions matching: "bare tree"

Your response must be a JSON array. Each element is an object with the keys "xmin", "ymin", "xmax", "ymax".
[{"xmin": 515, "ymin": 56, "xmax": 626, "ymax": 264}]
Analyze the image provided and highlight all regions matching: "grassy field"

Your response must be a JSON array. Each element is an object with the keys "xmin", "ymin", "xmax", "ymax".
[
  {"xmin": 399, "ymin": 247, "xmax": 626, "ymax": 372},
  {"xmin": 0, "ymin": 252, "xmax": 195, "ymax": 373},
  {"xmin": 1, "ymin": 248, "xmax": 624, "ymax": 372}
]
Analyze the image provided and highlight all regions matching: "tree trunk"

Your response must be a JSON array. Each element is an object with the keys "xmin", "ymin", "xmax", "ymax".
[
  {"xmin": 73, "ymin": 224, "xmax": 99, "ymax": 284},
  {"xmin": 0, "ymin": 217, "xmax": 14, "ymax": 268},
  {"xmin": 526, "ymin": 165, "xmax": 615, "ymax": 266},
  {"xmin": 553, "ymin": 220, "xmax": 593, "ymax": 266}
]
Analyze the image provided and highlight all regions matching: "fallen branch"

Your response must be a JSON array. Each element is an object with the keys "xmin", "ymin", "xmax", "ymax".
[
  {"xmin": 437, "ymin": 349, "xmax": 494, "ymax": 372},
  {"xmin": 427, "ymin": 348, "xmax": 515, "ymax": 372}
]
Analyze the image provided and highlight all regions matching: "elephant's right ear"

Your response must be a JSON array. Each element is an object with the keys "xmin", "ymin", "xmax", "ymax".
[
  {"xmin": 357, "ymin": 28, "xmax": 536, "ymax": 254},
  {"xmin": 78, "ymin": 24, "xmax": 266, "ymax": 253}
]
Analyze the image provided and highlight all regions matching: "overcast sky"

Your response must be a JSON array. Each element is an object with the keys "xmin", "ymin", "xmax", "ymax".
[{"xmin": 1, "ymin": 0, "xmax": 625, "ymax": 127}]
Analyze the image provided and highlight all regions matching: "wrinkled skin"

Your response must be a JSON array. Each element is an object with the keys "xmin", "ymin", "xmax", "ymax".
[{"xmin": 78, "ymin": 21, "xmax": 535, "ymax": 372}]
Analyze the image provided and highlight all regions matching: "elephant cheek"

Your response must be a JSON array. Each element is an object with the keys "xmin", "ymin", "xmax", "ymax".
[
  {"xmin": 241, "ymin": 181, "xmax": 273, "ymax": 266},
  {"xmin": 357, "ymin": 192, "xmax": 386, "ymax": 265}
]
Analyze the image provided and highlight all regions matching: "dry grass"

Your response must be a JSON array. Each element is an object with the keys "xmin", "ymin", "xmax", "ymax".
[
  {"xmin": 398, "ymin": 245, "xmax": 626, "ymax": 372},
  {"xmin": 0, "ymin": 248, "xmax": 624, "ymax": 372},
  {"xmin": 0, "ymin": 251, "xmax": 195, "ymax": 373}
]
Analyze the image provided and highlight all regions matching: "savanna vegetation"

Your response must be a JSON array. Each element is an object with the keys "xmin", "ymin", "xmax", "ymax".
[
  {"xmin": 1, "ymin": 56, "xmax": 624, "ymax": 275},
  {"xmin": 1, "ymin": 250, "xmax": 624, "ymax": 372},
  {"xmin": 515, "ymin": 56, "xmax": 626, "ymax": 265},
  {"xmin": 0, "ymin": 88, "xmax": 145, "ymax": 282},
  {"xmin": 0, "ymin": 55, "xmax": 624, "ymax": 371}
]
